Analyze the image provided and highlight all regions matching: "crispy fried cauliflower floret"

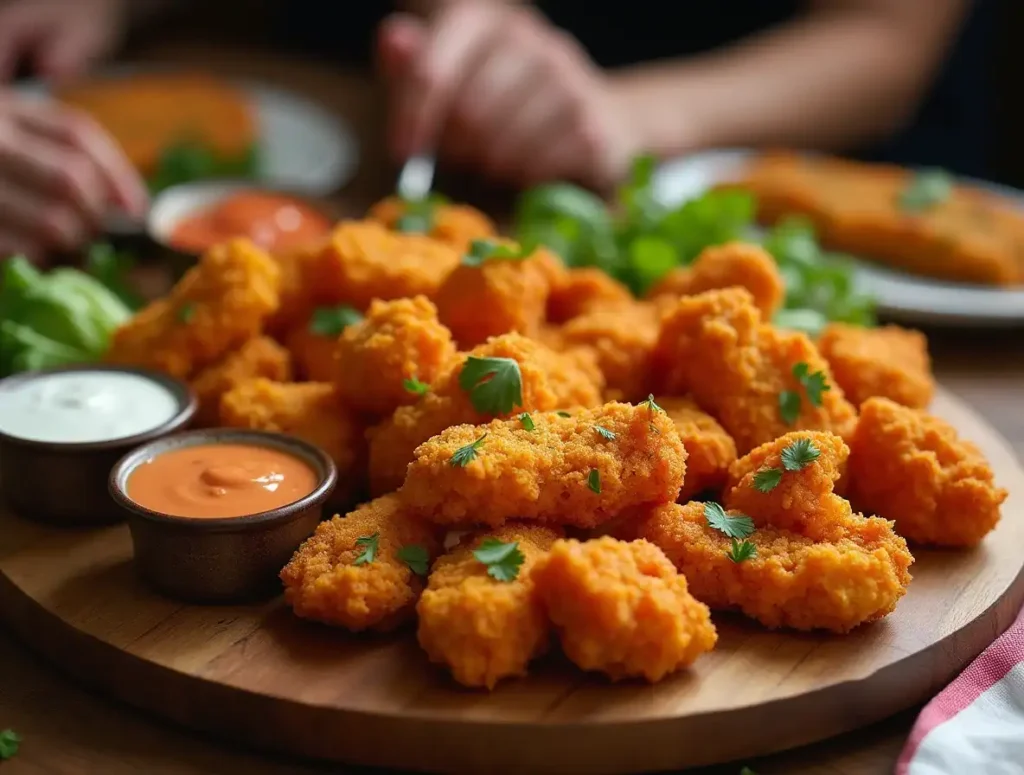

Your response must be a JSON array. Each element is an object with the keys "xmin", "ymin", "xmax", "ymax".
[
  {"xmin": 633, "ymin": 501, "xmax": 913, "ymax": 633},
  {"xmin": 818, "ymin": 323, "xmax": 935, "ymax": 409},
  {"xmin": 368, "ymin": 196, "xmax": 497, "ymax": 251},
  {"xmin": 400, "ymin": 402, "xmax": 687, "ymax": 528},
  {"xmin": 335, "ymin": 296, "xmax": 457, "ymax": 417},
  {"xmin": 547, "ymin": 267, "xmax": 635, "ymax": 323},
  {"xmin": 651, "ymin": 288, "xmax": 857, "ymax": 454},
  {"xmin": 367, "ymin": 333, "xmax": 605, "ymax": 495},
  {"xmin": 848, "ymin": 398, "xmax": 1006, "ymax": 547},
  {"xmin": 532, "ymin": 537, "xmax": 717, "ymax": 681},
  {"xmin": 281, "ymin": 494, "xmax": 442, "ymax": 631},
  {"xmin": 647, "ymin": 242, "xmax": 785, "ymax": 319},
  {"xmin": 658, "ymin": 396, "xmax": 737, "ymax": 501},
  {"xmin": 106, "ymin": 238, "xmax": 280, "ymax": 379},
  {"xmin": 417, "ymin": 524, "xmax": 561, "ymax": 689},
  {"xmin": 190, "ymin": 336, "xmax": 292, "ymax": 426}
]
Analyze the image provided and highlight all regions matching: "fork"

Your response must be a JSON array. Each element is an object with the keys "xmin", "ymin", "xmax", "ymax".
[{"xmin": 396, "ymin": 153, "xmax": 436, "ymax": 202}]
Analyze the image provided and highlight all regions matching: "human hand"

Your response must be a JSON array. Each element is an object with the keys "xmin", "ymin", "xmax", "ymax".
[
  {"xmin": 0, "ymin": 95, "xmax": 148, "ymax": 260},
  {"xmin": 0, "ymin": 0, "xmax": 128, "ymax": 81},
  {"xmin": 378, "ymin": 2, "xmax": 640, "ymax": 191}
]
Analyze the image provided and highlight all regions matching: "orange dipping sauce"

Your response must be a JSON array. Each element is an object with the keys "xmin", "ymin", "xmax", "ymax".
[
  {"xmin": 127, "ymin": 443, "xmax": 318, "ymax": 518},
  {"xmin": 169, "ymin": 192, "xmax": 332, "ymax": 254}
]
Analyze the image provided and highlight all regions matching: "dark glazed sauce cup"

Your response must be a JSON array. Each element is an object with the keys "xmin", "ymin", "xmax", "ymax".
[
  {"xmin": 0, "ymin": 365, "xmax": 196, "ymax": 527},
  {"xmin": 109, "ymin": 429, "xmax": 337, "ymax": 604}
]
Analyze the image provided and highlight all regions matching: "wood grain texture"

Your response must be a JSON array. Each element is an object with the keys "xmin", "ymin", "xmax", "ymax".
[{"xmin": 0, "ymin": 387, "xmax": 1021, "ymax": 775}]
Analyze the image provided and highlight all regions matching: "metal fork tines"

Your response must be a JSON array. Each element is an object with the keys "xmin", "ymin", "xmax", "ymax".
[{"xmin": 397, "ymin": 154, "xmax": 436, "ymax": 202}]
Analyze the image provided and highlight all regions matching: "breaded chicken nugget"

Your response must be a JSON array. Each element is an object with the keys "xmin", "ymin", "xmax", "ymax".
[
  {"xmin": 219, "ymin": 379, "xmax": 365, "ymax": 505},
  {"xmin": 266, "ymin": 244, "xmax": 326, "ymax": 335},
  {"xmin": 647, "ymin": 242, "xmax": 785, "ymax": 319},
  {"xmin": 651, "ymin": 288, "xmax": 857, "ymax": 453},
  {"xmin": 285, "ymin": 322, "xmax": 340, "ymax": 383},
  {"xmin": 367, "ymin": 333, "xmax": 605, "ymax": 494},
  {"xmin": 532, "ymin": 536, "xmax": 717, "ymax": 681},
  {"xmin": 335, "ymin": 296, "xmax": 457, "ymax": 417},
  {"xmin": 368, "ymin": 196, "xmax": 497, "ymax": 251},
  {"xmin": 658, "ymin": 396, "xmax": 737, "ymax": 501},
  {"xmin": 818, "ymin": 323, "xmax": 934, "ymax": 409},
  {"xmin": 190, "ymin": 336, "xmax": 292, "ymax": 426},
  {"xmin": 281, "ymin": 494, "xmax": 442, "ymax": 631},
  {"xmin": 547, "ymin": 267, "xmax": 635, "ymax": 323},
  {"xmin": 316, "ymin": 221, "xmax": 460, "ymax": 310},
  {"xmin": 400, "ymin": 402, "xmax": 687, "ymax": 528},
  {"xmin": 417, "ymin": 523, "xmax": 561, "ymax": 689},
  {"xmin": 633, "ymin": 501, "xmax": 913, "ymax": 633},
  {"xmin": 849, "ymin": 398, "xmax": 1006, "ymax": 546},
  {"xmin": 106, "ymin": 238, "xmax": 280, "ymax": 379}
]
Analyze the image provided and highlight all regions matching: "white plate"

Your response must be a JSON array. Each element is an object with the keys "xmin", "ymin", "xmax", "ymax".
[
  {"xmin": 652, "ymin": 149, "xmax": 1024, "ymax": 327},
  {"xmin": 16, "ymin": 69, "xmax": 358, "ymax": 196}
]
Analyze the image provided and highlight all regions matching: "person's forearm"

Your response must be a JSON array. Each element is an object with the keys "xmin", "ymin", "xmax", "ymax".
[{"xmin": 608, "ymin": 0, "xmax": 968, "ymax": 157}]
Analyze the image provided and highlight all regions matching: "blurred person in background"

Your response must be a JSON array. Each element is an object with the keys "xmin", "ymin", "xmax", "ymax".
[{"xmin": 0, "ymin": 0, "xmax": 988, "ymax": 256}]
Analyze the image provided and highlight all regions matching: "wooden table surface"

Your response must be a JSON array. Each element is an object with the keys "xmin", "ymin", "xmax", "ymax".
[{"xmin": 2, "ymin": 40, "xmax": 1023, "ymax": 775}]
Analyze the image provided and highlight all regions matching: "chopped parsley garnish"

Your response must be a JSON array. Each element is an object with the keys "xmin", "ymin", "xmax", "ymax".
[
  {"xmin": 594, "ymin": 425, "xmax": 617, "ymax": 441},
  {"xmin": 462, "ymin": 238, "xmax": 530, "ymax": 267},
  {"xmin": 518, "ymin": 412, "xmax": 535, "ymax": 431},
  {"xmin": 177, "ymin": 302, "xmax": 195, "ymax": 323},
  {"xmin": 587, "ymin": 469, "xmax": 602, "ymax": 494},
  {"xmin": 473, "ymin": 538, "xmax": 525, "ymax": 582},
  {"xmin": 704, "ymin": 501, "xmax": 754, "ymax": 539},
  {"xmin": 395, "ymin": 193, "xmax": 447, "ymax": 233},
  {"xmin": 353, "ymin": 533, "xmax": 379, "ymax": 565},
  {"xmin": 779, "ymin": 362, "xmax": 830, "ymax": 424},
  {"xmin": 727, "ymin": 539, "xmax": 758, "ymax": 564},
  {"xmin": 309, "ymin": 305, "xmax": 362, "ymax": 337},
  {"xmin": 781, "ymin": 437, "xmax": 821, "ymax": 471},
  {"xmin": 556, "ymin": 410, "xmax": 572, "ymax": 418},
  {"xmin": 397, "ymin": 544, "xmax": 430, "ymax": 576},
  {"xmin": 899, "ymin": 168, "xmax": 953, "ymax": 212},
  {"xmin": 450, "ymin": 434, "xmax": 487, "ymax": 467},
  {"xmin": 752, "ymin": 468, "xmax": 784, "ymax": 493},
  {"xmin": 403, "ymin": 376, "xmax": 429, "ymax": 396},
  {"xmin": 458, "ymin": 356, "xmax": 524, "ymax": 415},
  {"xmin": 0, "ymin": 729, "xmax": 20, "ymax": 760},
  {"xmin": 778, "ymin": 390, "xmax": 802, "ymax": 425},
  {"xmin": 640, "ymin": 394, "xmax": 664, "ymax": 430}
]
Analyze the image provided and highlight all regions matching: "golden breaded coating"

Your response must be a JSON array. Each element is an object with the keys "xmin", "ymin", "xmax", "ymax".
[
  {"xmin": 190, "ymin": 336, "xmax": 292, "ymax": 427},
  {"xmin": 368, "ymin": 196, "xmax": 497, "ymax": 251},
  {"xmin": 658, "ymin": 396, "xmax": 737, "ymax": 501},
  {"xmin": 335, "ymin": 296, "xmax": 457, "ymax": 417},
  {"xmin": 417, "ymin": 524, "xmax": 561, "ymax": 689},
  {"xmin": 281, "ymin": 494, "xmax": 442, "ymax": 631},
  {"xmin": 434, "ymin": 247, "xmax": 563, "ymax": 348},
  {"xmin": 285, "ymin": 328, "xmax": 336, "ymax": 383},
  {"xmin": 532, "ymin": 537, "xmax": 717, "ymax": 681},
  {"xmin": 651, "ymin": 288, "xmax": 858, "ymax": 454},
  {"xmin": 633, "ymin": 502, "xmax": 913, "ymax": 633},
  {"xmin": 266, "ymin": 243, "xmax": 331, "ymax": 335},
  {"xmin": 818, "ymin": 323, "xmax": 935, "ymax": 409},
  {"xmin": 547, "ymin": 267, "xmax": 635, "ymax": 323},
  {"xmin": 647, "ymin": 242, "xmax": 785, "ymax": 319},
  {"xmin": 849, "ymin": 398, "xmax": 1006, "ymax": 547},
  {"xmin": 106, "ymin": 238, "xmax": 280, "ymax": 379},
  {"xmin": 367, "ymin": 333, "xmax": 605, "ymax": 495},
  {"xmin": 315, "ymin": 221, "xmax": 460, "ymax": 310},
  {"xmin": 400, "ymin": 402, "xmax": 687, "ymax": 528}
]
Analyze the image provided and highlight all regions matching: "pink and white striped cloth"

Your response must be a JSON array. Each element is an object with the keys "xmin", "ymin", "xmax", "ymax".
[{"xmin": 897, "ymin": 604, "xmax": 1024, "ymax": 774}]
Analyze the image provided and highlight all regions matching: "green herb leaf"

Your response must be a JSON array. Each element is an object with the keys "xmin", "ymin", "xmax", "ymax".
[
  {"xmin": 149, "ymin": 139, "xmax": 259, "ymax": 194},
  {"xmin": 556, "ymin": 410, "xmax": 572, "ymax": 418},
  {"xmin": 462, "ymin": 238, "xmax": 529, "ymax": 267},
  {"xmin": 177, "ymin": 302, "xmax": 195, "ymax": 323},
  {"xmin": 899, "ymin": 168, "xmax": 953, "ymax": 212},
  {"xmin": 354, "ymin": 533, "xmax": 380, "ymax": 565},
  {"xmin": 518, "ymin": 412, "xmax": 535, "ymax": 431},
  {"xmin": 587, "ymin": 468, "xmax": 602, "ymax": 494},
  {"xmin": 781, "ymin": 437, "xmax": 821, "ymax": 471},
  {"xmin": 779, "ymin": 390, "xmax": 801, "ymax": 425},
  {"xmin": 309, "ymin": 305, "xmax": 362, "ymax": 337},
  {"xmin": 450, "ymin": 434, "xmax": 487, "ymax": 467},
  {"xmin": 473, "ymin": 538, "xmax": 525, "ymax": 582},
  {"xmin": 640, "ymin": 394, "xmax": 664, "ymax": 415},
  {"xmin": 85, "ymin": 242, "xmax": 143, "ymax": 310},
  {"xmin": 395, "ymin": 192, "xmax": 448, "ymax": 233},
  {"xmin": 403, "ymin": 376, "xmax": 429, "ymax": 396},
  {"xmin": 458, "ymin": 356, "xmax": 524, "ymax": 415},
  {"xmin": 0, "ymin": 729, "xmax": 19, "ymax": 760},
  {"xmin": 594, "ymin": 425, "xmax": 617, "ymax": 441},
  {"xmin": 752, "ymin": 468, "xmax": 783, "ymax": 493},
  {"xmin": 726, "ymin": 539, "xmax": 758, "ymax": 564},
  {"xmin": 397, "ymin": 544, "xmax": 430, "ymax": 576},
  {"xmin": 798, "ymin": 367, "xmax": 830, "ymax": 407},
  {"xmin": 704, "ymin": 501, "xmax": 755, "ymax": 539}
]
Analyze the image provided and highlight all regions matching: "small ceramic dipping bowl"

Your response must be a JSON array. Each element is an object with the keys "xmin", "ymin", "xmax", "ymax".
[
  {"xmin": 109, "ymin": 429, "xmax": 337, "ymax": 604},
  {"xmin": 0, "ymin": 365, "xmax": 196, "ymax": 527}
]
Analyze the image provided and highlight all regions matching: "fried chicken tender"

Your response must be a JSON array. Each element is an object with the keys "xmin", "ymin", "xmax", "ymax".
[
  {"xmin": 368, "ymin": 196, "xmax": 497, "ymax": 251},
  {"xmin": 417, "ymin": 524, "xmax": 561, "ymax": 689},
  {"xmin": 651, "ymin": 288, "xmax": 857, "ymax": 454},
  {"xmin": 190, "ymin": 336, "xmax": 292, "ymax": 426},
  {"xmin": 281, "ymin": 494, "xmax": 442, "ymax": 631},
  {"xmin": 547, "ymin": 267, "xmax": 635, "ymax": 323},
  {"xmin": 367, "ymin": 333, "xmax": 605, "ymax": 494},
  {"xmin": 532, "ymin": 537, "xmax": 716, "ymax": 681},
  {"xmin": 849, "ymin": 398, "xmax": 1006, "ymax": 547},
  {"xmin": 316, "ymin": 221, "xmax": 460, "ymax": 310},
  {"xmin": 335, "ymin": 296, "xmax": 457, "ymax": 417},
  {"xmin": 658, "ymin": 396, "xmax": 737, "ymax": 501},
  {"xmin": 434, "ymin": 246, "xmax": 564, "ymax": 347},
  {"xmin": 632, "ymin": 501, "xmax": 913, "ymax": 633},
  {"xmin": 647, "ymin": 242, "xmax": 785, "ymax": 319},
  {"xmin": 106, "ymin": 238, "xmax": 280, "ymax": 379},
  {"xmin": 818, "ymin": 323, "xmax": 934, "ymax": 409},
  {"xmin": 400, "ymin": 402, "xmax": 687, "ymax": 528}
]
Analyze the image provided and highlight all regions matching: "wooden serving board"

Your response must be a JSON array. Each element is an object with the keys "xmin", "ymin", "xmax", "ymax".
[{"xmin": 1, "ymin": 387, "xmax": 1023, "ymax": 775}]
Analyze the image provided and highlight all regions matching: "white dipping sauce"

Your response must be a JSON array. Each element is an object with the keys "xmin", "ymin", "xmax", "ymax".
[{"xmin": 0, "ymin": 371, "xmax": 180, "ymax": 444}]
